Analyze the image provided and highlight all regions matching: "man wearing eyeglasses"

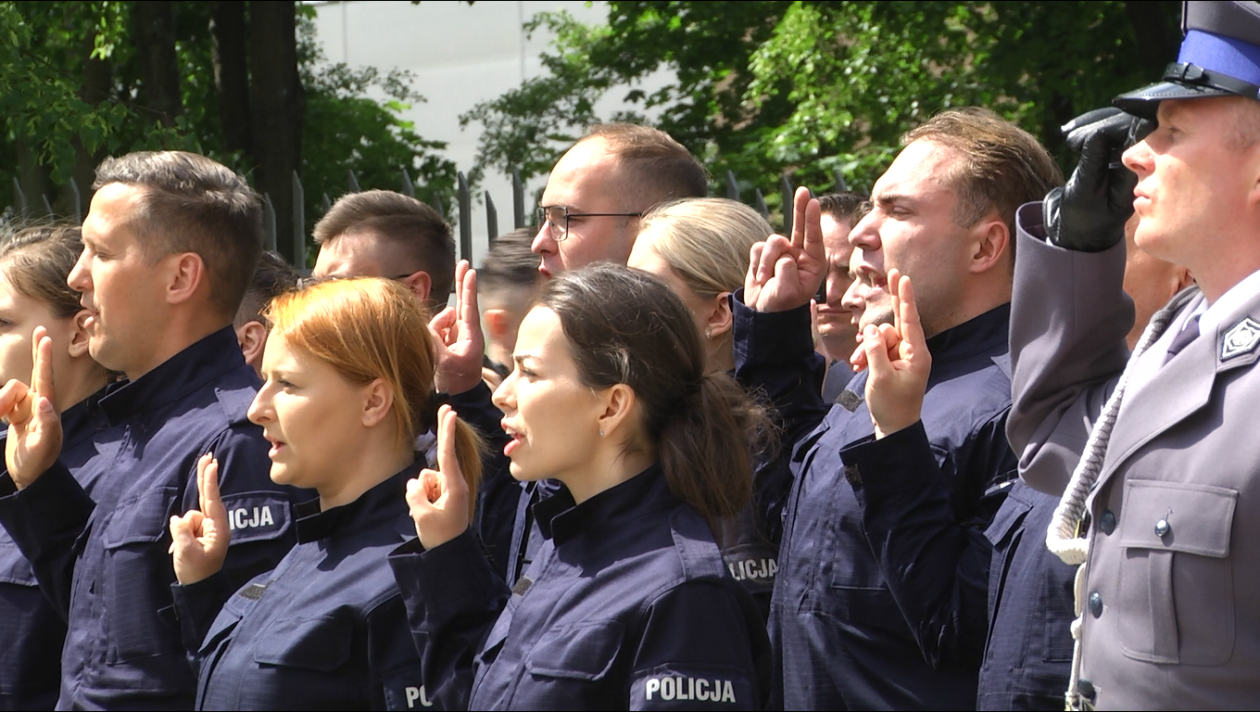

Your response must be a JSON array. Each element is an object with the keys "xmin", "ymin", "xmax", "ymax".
[
  {"xmin": 312, "ymin": 189, "xmax": 455, "ymax": 312},
  {"xmin": 532, "ymin": 123, "xmax": 708, "ymax": 278}
]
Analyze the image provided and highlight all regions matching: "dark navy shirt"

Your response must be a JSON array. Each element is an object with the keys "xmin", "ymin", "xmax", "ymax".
[
  {"xmin": 0, "ymin": 393, "xmax": 107, "ymax": 710},
  {"xmin": 175, "ymin": 465, "xmax": 429, "ymax": 711},
  {"xmin": 0, "ymin": 327, "xmax": 298, "ymax": 710},
  {"xmin": 390, "ymin": 466, "xmax": 772, "ymax": 710},
  {"xmin": 733, "ymin": 298, "xmax": 1015, "ymax": 710},
  {"xmin": 978, "ymin": 480, "xmax": 1074, "ymax": 710}
]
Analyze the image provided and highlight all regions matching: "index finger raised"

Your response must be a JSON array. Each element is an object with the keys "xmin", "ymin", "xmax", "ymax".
[
  {"xmin": 894, "ymin": 272, "xmax": 927, "ymax": 351},
  {"xmin": 31, "ymin": 327, "xmax": 55, "ymax": 409}
]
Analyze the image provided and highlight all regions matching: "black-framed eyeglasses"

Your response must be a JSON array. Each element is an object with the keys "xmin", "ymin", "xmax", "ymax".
[{"xmin": 536, "ymin": 206, "xmax": 643, "ymax": 242}]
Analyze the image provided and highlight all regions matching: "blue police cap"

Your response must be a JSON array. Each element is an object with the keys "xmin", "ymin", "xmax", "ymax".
[{"xmin": 1114, "ymin": 1, "xmax": 1260, "ymax": 119}]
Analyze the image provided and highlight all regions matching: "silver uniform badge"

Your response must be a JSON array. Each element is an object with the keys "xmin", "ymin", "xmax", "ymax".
[{"xmin": 1221, "ymin": 317, "xmax": 1260, "ymax": 360}]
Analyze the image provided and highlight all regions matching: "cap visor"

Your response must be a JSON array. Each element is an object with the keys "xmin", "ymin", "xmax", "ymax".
[{"xmin": 1113, "ymin": 81, "xmax": 1234, "ymax": 118}]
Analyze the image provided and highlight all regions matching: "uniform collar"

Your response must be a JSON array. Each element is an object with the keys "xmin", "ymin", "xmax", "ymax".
[
  {"xmin": 535, "ymin": 464, "xmax": 674, "ymax": 545},
  {"xmin": 61, "ymin": 386, "xmax": 109, "ymax": 450},
  {"xmin": 924, "ymin": 302, "xmax": 1012, "ymax": 364},
  {"xmin": 98, "ymin": 326, "xmax": 253, "ymax": 426},
  {"xmin": 293, "ymin": 461, "xmax": 421, "ymax": 544},
  {"xmin": 1200, "ymin": 267, "xmax": 1260, "ymax": 335}
]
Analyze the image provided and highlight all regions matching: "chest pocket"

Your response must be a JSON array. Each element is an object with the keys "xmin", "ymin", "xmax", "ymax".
[
  {"xmin": 1116, "ymin": 479, "xmax": 1236, "ymax": 666},
  {"xmin": 0, "ymin": 538, "xmax": 37, "ymax": 587},
  {"xmin": 524, "ymin": 620, "xmax": 624, "ymax": 682},
  {"xmin": 253, "ymin": 615, "xmax": 353, "ymax": 672},
  {"xmin": 101, "ymin": 486, "xmax": 180, "ymax": 665}
]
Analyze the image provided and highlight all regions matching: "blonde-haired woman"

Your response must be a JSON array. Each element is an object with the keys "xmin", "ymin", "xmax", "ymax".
[
  {"xmin": 627, "ymin": 197, "xmax": 794, "ymax": 614},
  {"xmin": 168, "ymin": 278, "xmax": 482, "ymax": 710},
  {"xmin": 628, "ymin": 197, "xmax": 772, "ymax": 373}
]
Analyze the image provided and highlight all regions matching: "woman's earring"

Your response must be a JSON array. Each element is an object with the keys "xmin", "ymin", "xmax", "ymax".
[
  {"xmin": 704, "ymin": 328, "xmax": 713, "ymax": 339},
  {"xmin": 599, "ymin": 429, "xmax": 605, "ymax": 438}
]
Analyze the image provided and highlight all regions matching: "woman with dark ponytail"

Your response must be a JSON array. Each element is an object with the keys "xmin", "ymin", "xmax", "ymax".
[{"xmin": 390, "ymin": 263, "xmax": 772, "ymax": 710}]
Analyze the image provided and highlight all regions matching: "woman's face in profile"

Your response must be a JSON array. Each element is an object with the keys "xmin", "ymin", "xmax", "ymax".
[
  {"xmin": 248, "ymin": 331, "xmax": 370, "ymax": 497},
  {"xmin": 492, "ymin": 306, "xmax": 606, "ymax": 485}
]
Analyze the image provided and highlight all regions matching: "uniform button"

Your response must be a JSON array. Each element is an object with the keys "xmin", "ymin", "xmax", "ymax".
[
  {"xmin": 1088, "ymin": 591, "xmax": 1103, "ymax": 618},
  {"xmin": 1078, "ymin": 678, "xmax": 1096, "ymax": 701},
  {"xmin": 1155, "ymin": 519, "xmax": 1171, "ymax": 538},
  {"xmin": 1100, "ymin": 510, "xmax": 1116, "ymax": 535}
]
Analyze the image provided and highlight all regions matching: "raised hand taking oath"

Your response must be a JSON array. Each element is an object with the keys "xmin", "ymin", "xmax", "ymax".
[
  {"xmin": 1, "ymin": 326, "xmax": 63, "ymax": 488},
  {"xmin": 853, "ymin": 269, "xmax": 932, "ymax": 439},
  {"xmin": 744, "ymin": 187, "xmax": 827, "ymax": 313},
  {"xmin": 430, "ymin": 260, "xmax": 487, "ymax": 395},
  {"xmin": 169, "ymin": 453, "xmax": 231, "ymax": 585},
  {"xmin": 405, "ymin": 404, "xmax": 471, "ymax": 550}
]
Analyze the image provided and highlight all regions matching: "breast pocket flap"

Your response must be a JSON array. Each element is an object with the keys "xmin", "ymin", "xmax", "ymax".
[
  {"xmin": 1118, "ymin": 480, "xmax": 1236, "ymax": 557},
  {"xmin": 101, "ymin": 487, "xmax": 177, "ymax": 548},
  {"xmin": 525, "ymin": 620, "xmax": 625, "ymax": 681},
  {"xmin": 253, "ymin": 615, "xmax": 353, "ymax": 672}
]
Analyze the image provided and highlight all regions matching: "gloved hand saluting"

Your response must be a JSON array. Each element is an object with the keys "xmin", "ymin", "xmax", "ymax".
[{"xmin": 1043, "ymin": 107, "xmax": 1150, "ymax": 252}]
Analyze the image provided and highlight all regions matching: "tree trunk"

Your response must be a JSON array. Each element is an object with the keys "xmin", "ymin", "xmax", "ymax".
[
  {"xmin": 248, "ymin": 0, "xmax": 304, "ymax": 261},
  {"xmin": 211, "ymin": 0, "xmax": 252, "ymax": 156},
  {"xmin": 70, "ymin": 27, "xmax": 114, "ymax": 219},
  {"xmin": 133, "ymin": 1, "xmax": 181, "ymax": 127}
]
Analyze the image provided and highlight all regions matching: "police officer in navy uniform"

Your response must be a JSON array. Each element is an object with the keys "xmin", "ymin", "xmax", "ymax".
[
  {"xmin": 0, "ymin": 226, "xmax": 111, "ymax": 710},
  {"xmin": 0, "ymin": 152, "xmax": 298, "ymax": 710},
  {"xmin": 168, "ymin": 279, "xmax": 485, "ymax": 710},
  {"xmin": 734, "ymin": 109, "xmax": 1062, "ymax": 709},
  {"xmin": 390, "ymin": 265, "xmax": 770, "ymax": 710},
  {"xmin": 1008, "ymin": 1, "xmax": 1260, "ymax": 707}
]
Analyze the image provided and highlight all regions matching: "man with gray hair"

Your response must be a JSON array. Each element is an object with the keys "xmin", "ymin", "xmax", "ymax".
[{"xmin": 1008, "ymin": 1, "xmax": 1260, "ymax": 707}]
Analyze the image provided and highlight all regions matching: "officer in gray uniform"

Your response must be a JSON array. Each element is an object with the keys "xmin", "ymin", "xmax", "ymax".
[{"xmin": 1008, "ymin": 1, "xmax": 1260, "ymax": 708}]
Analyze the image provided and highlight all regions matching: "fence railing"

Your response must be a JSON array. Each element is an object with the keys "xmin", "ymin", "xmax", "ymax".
[{"xmin": 7, "ymin": 167, "xmax": 852, "ymax": 269}]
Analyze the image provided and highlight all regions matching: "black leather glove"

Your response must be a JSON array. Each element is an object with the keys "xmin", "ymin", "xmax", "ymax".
[{"xmin": 1043, "ymin": 107, "xmax": 1148, "ymax": 252}]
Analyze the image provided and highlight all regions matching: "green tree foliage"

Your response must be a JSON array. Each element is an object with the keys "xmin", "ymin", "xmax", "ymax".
[
  {"xmin": 462, "ymin": 0, "xmax": 1179, "ymax": 218},
  {"xmin": 1, "ymin": 1, "xmax": 455, "ymax": 265}
]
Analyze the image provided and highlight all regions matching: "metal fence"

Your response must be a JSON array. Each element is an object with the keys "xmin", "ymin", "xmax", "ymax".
[{"xmin": 8, "ymin": 167, "xmax": 852, "ymax": 269}]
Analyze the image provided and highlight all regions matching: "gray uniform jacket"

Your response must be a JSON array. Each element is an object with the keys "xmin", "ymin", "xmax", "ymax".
[{"xmin": 1007, "ymin": 203, "xmax": 1260, "ymax": 709}]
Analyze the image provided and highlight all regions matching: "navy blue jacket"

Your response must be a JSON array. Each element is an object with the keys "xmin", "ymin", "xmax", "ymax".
[
  {"xmin": 390, "ymin": 466, "xmax": 772, "ymax": 710},
  {"xmin": 0, "ymin": 393, "xmax": 107, "ymax": 710},
  {"xmin": 978, "ymin": 480, "xmax": 1074, "ymax": 710},
  {"xmin": 174, "ymin": 465, "xmax": 429, "ymax": 710},
  {"xmin": 0, "ymin": 327, "xmax": 298, "ymax": 710},
  {"xmin": 494, "ymin": 391, "xmax": 799, "ymax": 617},
  {"xmin": 733, "ymin": 298, "xmax": 1014, "ymax": 710}
]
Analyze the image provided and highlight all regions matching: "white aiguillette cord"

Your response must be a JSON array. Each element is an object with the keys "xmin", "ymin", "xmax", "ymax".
[{"xmin": 1045, "ymin": 287, "xmax": 1197, "ymax": 710}]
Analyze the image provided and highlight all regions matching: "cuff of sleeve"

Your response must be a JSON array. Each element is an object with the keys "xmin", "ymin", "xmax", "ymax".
[
  {"xmin": 171, "ymin": 570, "xmax": 236, "ymax": 653},
  {"xmin": 388, "ymin": 528, "xmax": 502, "ymax": 622},
  {"xmin": 732, "ymin": 290, "xmax": 815, "ymax": 367},
  {"xmin": 451, "ymin": 380, "xmax": 491, "ymax": 406},
  {"xmin": 1017, "ymin": 201, "xmax": 1049, "ymax": 241},
  {"xmin": 0, "ymin": 461, "xmax": 92, "ymax": 561},
  {"xmin": 840, "ymin": 420, "xmax": 938, "ymax": 505}
]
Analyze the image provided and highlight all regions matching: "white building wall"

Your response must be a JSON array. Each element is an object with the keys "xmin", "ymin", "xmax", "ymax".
[{"xmin": 309, "ymin": 0, "xmax": 673, "ymax": 266}]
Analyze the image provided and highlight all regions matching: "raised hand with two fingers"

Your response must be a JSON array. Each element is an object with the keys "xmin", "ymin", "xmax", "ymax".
[
  {"xmin": 430, "ymin": 260, "xmax": 486, "ymax": 395},
  {"xmin": 169, "ymin": 453, "xmax": 231, "ymax": 585},
  {"xmin": 405, "ymin": 405, "xmax": 470, "ymax": 550},
  {"xmin": 2, "ymin": 326, "xmax": 63, "ymax": 489},
  {"xmin": 859, "ymin": 269, "xmax": 932, "ymax": 439},
  {"xmin": 744, "ymin": 186, "xmax": 827, "ymax": 313}
]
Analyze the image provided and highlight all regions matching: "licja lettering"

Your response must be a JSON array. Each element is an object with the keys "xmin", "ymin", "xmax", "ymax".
[{"xmin": 228, "ymin": 506, "xmax": 274, "ymax": 531}]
